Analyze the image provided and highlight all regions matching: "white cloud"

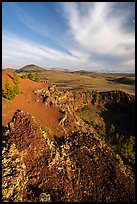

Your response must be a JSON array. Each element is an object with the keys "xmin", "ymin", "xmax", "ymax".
[
  {"xmin": 3, "ymin": 32, "xmax": 99, "ymax": 70},
  {"xmin": 62, "ymin": 2, "xmax": 134, "ymax": 55},
  {"xmin": 122, "ymin": 59, "xmax": 135, "ymax": 66},
  {"xmin": 2, "ymin": 2, "xmax": 135, "ymax": 72},
  {"xmin": 60, "ymin": 2, "xmax": 135, "ymax": 72}
]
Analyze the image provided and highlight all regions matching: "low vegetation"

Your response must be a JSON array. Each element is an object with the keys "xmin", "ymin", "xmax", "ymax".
[
  {"xmin": 21, "ymin": 71, "xmax": 40, "ymax": 82},
  {"xmin": 34, "ymin": 72, "xmax": 40, "ymax": 82},
  {"xmin": 2, "ymin": 72, "xmax": 20, "ymax": 100},
  {"xmin": 104, "ymin": 124, "xmax": 135, "ymax": 167},
  {"xmin": 78, "ymin": 104, "xmax": 135, "ymax": 170},
  {"xmin": 27, "ymin": 71, "xmax": 34, "ymax": 80},
  {"xmin": 21, "ymin": 73, "xmax": 27, "ymax": 79}
]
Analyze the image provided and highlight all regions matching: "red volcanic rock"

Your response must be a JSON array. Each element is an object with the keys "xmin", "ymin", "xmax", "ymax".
[
  {"xmin": 2, "ymin": 109, "xmax": 135, "ymax": 202},
  {"xmin": 7, "ymin": 110, "xmax": 50, "ymax": 170}
]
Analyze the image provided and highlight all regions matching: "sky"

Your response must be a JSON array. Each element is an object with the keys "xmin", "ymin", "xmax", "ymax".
[{"xmin": 2, "ymin": 2, "xmax": 135, "ymax": 72}]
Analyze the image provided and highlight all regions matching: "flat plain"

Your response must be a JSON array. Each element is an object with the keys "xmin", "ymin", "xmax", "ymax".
[{"xmin": 39, "ymin": 70, "xmax": 135, "ymax": 95}]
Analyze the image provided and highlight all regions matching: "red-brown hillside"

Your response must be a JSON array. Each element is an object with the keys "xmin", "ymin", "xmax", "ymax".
[{"xmin": 2, "ymin": 72, "xmax": 64, "ymax": 136}]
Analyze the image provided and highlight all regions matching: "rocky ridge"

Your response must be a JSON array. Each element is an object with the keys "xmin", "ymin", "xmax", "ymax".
[
  {"xmin": 2, "ymin": 85, "xmax": 135, "ymax": 202},
  {"xmin": 34, "ymin": 86, "xmax": 134, "ymax": 135},
  {"xmin": 2, "ymin": 110, "xmax": 135, "ymax": 201}
]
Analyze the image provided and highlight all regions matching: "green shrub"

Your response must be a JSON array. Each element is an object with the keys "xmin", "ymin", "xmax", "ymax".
[
  {"xmin": 3, "ymin": 77, "xmax": 20, "ymax": 100},
  {"xmin": 27, "ymin": 71, "xmax": 40, "ymax": 82},
  {"xmin": 105, "ymin": 128, "xmax": 135, "ymax": 167},
  {"xmin": 28, "ymin": 71, "xmax": 34, "ymax": 80},
  {"xmin": 21, "ymin": 73, "xmax": 27, "ymax": 79},
  {"xmin": 12, "ymin": 72, "xmax": 20, "ymax": 95},
  {"xmin": 13, "ymin": 83, "xmax": 20, "ymax": 95},
  {"xmin": 2, "ymin": 79, "xmax": 15, "ymax": 100},
  {"xmin": 13, "ymin": 72, "xmax": 19, "ymax": 84},
  {"xmin": 121, "ymin": 136, "xmax": 135, "ymax": 163},
  {"xmin": 5, "ymin": 78, "xmax": 11, "ymax": 92},
  {"xmin": 34, "ymin": 72, "xmax": 40, "ymax": 82}
]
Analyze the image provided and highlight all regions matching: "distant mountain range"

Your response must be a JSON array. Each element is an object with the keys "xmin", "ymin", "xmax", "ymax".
[
  {"xmin": 2, "ymin": 68, "xmax": 15, "ymax": 72},
  {"xmin": 3, "ymin": 64, "xmax": 72, "ymax": 73},
  {"xmin": 16, "ymin": 64, "xmax": 46, "ymax": 73},
  {"xmin": 2, "ymin": 64, "xmax": 135, "ymax": 75},
  {"xmin": 2, "ymin": 64, "xmax": 21, "ymax": 69}
]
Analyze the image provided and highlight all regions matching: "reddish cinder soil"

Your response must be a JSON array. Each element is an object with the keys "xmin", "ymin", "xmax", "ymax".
[{"xmin": 2, "ymin": 72, "xmax": 64, "ymax": 136}]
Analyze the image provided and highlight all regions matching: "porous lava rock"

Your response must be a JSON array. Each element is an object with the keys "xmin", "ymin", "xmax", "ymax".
[{"xmin": 2, "ymin": 110, "xmax": 135, "ymax": 202}]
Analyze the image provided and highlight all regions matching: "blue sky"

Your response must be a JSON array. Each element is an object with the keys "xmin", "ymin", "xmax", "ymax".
[{"xmin": 2, "ymin": 2, "xmax": 135, "ymax": 72}]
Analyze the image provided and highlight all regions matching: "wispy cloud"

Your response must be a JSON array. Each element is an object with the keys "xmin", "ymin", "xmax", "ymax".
[
  {"xmin": 2, "ymin": 2, "xmax": 135, "ymax": 72},
  {"xmin": 61, "ymin": 2, "xmax": 135, "ymax": 55},
  {"xmin": 60, "ymin": 2, "xmax": 135, "ymax": 72},
  {"xmin": 3, "ymin": 32, "xmax": 100, "ymax": 70}
]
